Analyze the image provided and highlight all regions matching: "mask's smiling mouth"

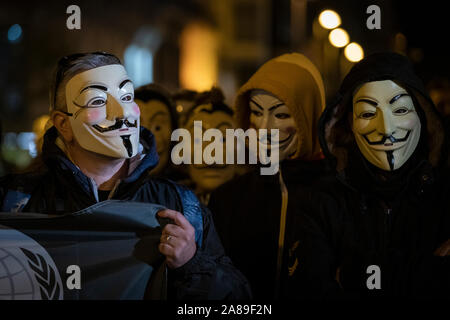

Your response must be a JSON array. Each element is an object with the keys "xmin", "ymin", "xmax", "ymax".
[
  {"xmin": 93, "ymin": 119, "xmax": 137, "ymax": 133},
  {"xmin": 259, "ymin": 133, "xmax": 294, "ymax": 148},
  {"xmin": 363, "ymin": 131, "xmax": 411, "ymax": 151}
]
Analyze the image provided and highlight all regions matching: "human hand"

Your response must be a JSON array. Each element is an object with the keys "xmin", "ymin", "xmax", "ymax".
[
  {"xmin": 158, "ymin": 209, "xmax": 197, "ymax": 268},
  {"xmin": 434, "ymin": 239, "xmax": 450, "ymax": 256}
]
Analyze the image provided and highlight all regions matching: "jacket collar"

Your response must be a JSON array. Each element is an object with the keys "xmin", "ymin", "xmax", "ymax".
[
  {"xmin": 41, "ymin": 126, "xmax": 159, "ymax": 188},
  {"xmin": 337, "ymin": 143, "xmax": 436, "ymax": 201}
]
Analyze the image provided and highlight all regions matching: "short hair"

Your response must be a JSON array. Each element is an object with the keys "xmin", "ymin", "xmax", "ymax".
[
  {"xmin": 172, "ymin": 89, "xmax": 199, "ymax": 103},
  {"xmin": 183, "ymin": 87, "xmax": 233, "ymax": 126},
  {"xmin": 49, "ymin": 52, "xmax": 121, "ymax": 112},
  {"xmin": 134, "ymin": 83, "xmax": 178, "ymax": 130}
]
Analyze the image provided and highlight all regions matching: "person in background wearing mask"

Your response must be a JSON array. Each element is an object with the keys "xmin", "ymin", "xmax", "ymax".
[
  {"xmin": 293, "ymin": 52, "xmax": 449, "ymax": 299},
  {"xmin": 209, "ymin": 53, "xmax": 329, "ymax": 299},
  {"xmin": 180, "ymin": 87, "xmax": 236, "ymax": 205},
  {"xmin": 134, "ymin": 83, "xmax": 186, "ymax": 181}
]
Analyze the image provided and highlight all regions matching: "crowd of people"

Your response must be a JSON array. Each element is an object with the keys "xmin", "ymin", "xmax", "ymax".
[{"xmin": 0, "ymin": 50, "xmax": 448, "ymax": 299}]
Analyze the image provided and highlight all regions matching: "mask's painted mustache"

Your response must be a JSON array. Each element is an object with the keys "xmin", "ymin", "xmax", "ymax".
[
  {"xmin": 192, "ymin": 163, "xmax": 228, "ymax": 170},
  {"xmin": 364, "ymin": 131, "xmax": 410, "ymax": 145},
  {"xmin": 121, "ymin": 135, "xmax": 133, "ymax": 157},
  {"xmin": 259, "ymin": 133, "xmax": 292, "ymax": 144},
  {"xmin": 386, "ymin": 150, "xmax": 395, "ymax": 170},
  {"xmin": 93, "ymin": 119, "xmax": 137, "ymax": 133}
]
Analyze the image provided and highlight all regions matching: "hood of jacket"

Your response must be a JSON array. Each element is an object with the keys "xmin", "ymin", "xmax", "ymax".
[
  {"xmin": 319, "ymin": 52, "xmax": 444, "ymax": 176},
  {"xmin": 234, "ymin": 52, "xmax": 326, "ymax": 160}
]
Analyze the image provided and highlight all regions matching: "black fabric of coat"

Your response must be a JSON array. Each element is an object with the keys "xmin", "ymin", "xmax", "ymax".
[
  {"xmin": 292, "ymin": 52, "xmax": 450, "ymax": 299},
  {"xmin": 0, "ymin": 126, "xmax": 252, "ymax": 300},
  {"xmin": 208, "ymin": 159, "xmax": 329, "ymax": 299}
]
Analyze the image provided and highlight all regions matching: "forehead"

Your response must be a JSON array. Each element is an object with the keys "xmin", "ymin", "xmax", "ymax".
[
  {"xmin": 354, "ymin": 80, "xmax": 406, "ymax": 100},
  {"xmin": 136, "ymin": 99, "xmax": 170, "ymax": 117},
  {"xmin": 187, "ymin": 106, "xmax": 233, "ymax": 128},
  {"xmin": 65, "ymin": 64, "xmax": 128, "ymax": 91},
  {"xmin": 250, "ymin": 89, "xmax": 284, "ymax": 106}
]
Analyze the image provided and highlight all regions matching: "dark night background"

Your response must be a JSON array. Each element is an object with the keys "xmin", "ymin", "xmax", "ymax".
[{"xmin": 0, "ymin": 0, "xmax": 448, "ymax": 168}]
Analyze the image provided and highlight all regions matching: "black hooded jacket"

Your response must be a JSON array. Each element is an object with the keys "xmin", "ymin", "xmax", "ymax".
[
  {"xmin": 0, "ymin": 126, "xmax": 251, "ymax": 300},
  {"xmin": 292, "ymin": 53, "xmax": 450, "ymax": 299},
  {"xmin": 209, "ymin": 158, "xmax": 329, "ymax": 299}
]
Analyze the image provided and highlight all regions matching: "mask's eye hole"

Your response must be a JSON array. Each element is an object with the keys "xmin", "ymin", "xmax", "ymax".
[
  {"xmin": 250, "ymin": 109, "xmax": 263, "ymax": 117},
  {"xmin": 121, "ymin": 93, "xmax": 134, "ymax": 102},
  {"xmin": 393, "ymin": 107, "xmax": 409, "ymax": 115},
  {"xmin": 87, "ymin": 98, "xmax": 106, "ymax": 107},
  {"xmin": 275, "ymin": 113, "xmax": 291, "ymax": 119},
  {"xmin": 359, "ymin": 111, "xmax": 376, "ymax": 119}
]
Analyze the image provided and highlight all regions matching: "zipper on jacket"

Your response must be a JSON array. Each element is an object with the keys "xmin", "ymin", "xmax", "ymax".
[
  {"xmin": 108, "ymin": 179, "xmax": 121, "ymax": 200},
  {"xmin": 89, "ymin": 178, "xmax": 99, "ymax": 203},
  {"xmin": 381, "ymin": 201, "xmax": 392, "ymax": 249},
  {"xmin": 274, "ymin": 168, "xmax": 288, "ymax": 299}
]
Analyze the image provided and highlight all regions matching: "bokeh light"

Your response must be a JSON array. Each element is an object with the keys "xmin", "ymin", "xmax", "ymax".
[
  {"xmin": 344, "ymin": 42, "xmax": 364, "ymax": 62},
  {"xmin": 179, "ymin": 23, "xmax": 218, "ymax": 91},
  {"xmin": 318, "ymin": 10, "xmax": 341, "ymax": 29},
  {"xmin": 7, "ymin": 24, "xmax": 22, "ymax": 43},
  {"xmin": 328, "ymin": 28, "xmax": 349, "ymax": 48}
]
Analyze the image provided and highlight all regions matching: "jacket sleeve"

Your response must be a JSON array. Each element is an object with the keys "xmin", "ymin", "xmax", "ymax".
[
  {"xmin": 382, "ymin": 248, "xmax": 450, "ymax": 298},
  {"xmin": 290, "ymin": 191, "xmax": 350, "ymax": 299},
  {"xmin": 169, "ymin": 205, "xmax": 252, "ymax": 300},
  {"xmin": 293, "ymin": 189, "xmax": 450, "ymax": 299},
  {"xmin": 382, "ymin": 206, "xmax": 450, "ymax": 298},
  {"xmin": 0, "ymin": 177, "xmax": 5, "ymax": 209}
]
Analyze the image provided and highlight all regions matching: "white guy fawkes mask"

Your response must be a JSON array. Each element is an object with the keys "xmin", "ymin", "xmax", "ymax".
[
  {"xmin": 352, "ymin": 80, "xmax": 421, "ymax": 171},
  {"xmin": 249, "ymin": 89, "xmax": 299, "ymax": 162},
  {"xmin": 65, "ymin": 64, "xmax": 141, "ymax": 158}
]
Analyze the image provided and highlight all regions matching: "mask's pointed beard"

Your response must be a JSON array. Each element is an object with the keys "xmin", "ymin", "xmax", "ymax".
[
  {"xmin": 121, "ymin": 135, "xmax": 133, "ymax": 157},
  {"xmin": 386, "ymin": 150, "xmax": 395, "ymax": 171}
]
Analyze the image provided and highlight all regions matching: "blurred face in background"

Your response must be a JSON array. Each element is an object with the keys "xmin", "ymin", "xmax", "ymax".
[
  {"xmin": 186, "ymin": 104, "xmax": 235, "ymax": 193},
  {"xmin": 136, "ymin": 98, "xmax": 173, "ymax": 174}
]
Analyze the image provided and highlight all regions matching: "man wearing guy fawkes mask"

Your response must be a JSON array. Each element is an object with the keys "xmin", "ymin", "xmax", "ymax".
[
  {"xmin": 209, "ymin": 53, "xmax": 329, "ymax": 299},
  {"xmin": 0, "ymin": 52, "xmax": 251, "ymax": 300},
  {"xmin": 293, "ymin": 52, "xmax": 450, "ymax": 299}
]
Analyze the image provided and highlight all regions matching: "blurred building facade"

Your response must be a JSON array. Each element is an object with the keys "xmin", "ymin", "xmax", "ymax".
[{"xmin": 0, "ymin": 0, "xmax": 447, "ymax": 170}]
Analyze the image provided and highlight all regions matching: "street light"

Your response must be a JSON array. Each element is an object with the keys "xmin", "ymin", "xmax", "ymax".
[
  {"xmin": 329, "ymin": 28, "xmax": 349, "ymax": 48},
  {"xmin": 344, "ymin": 42, "xmax": 364, "ymax": 62},
  {"xmin": 318, "ymin": 10, "xmax": 341, "ymax": 29}
]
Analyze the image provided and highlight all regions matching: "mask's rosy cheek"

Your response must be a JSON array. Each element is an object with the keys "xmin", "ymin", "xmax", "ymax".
[
  {"xmin": 285, "ymin": 126, "xmax": 297, "ymax": 135},
  {"xmin": 81, "ymin": 109, "xmax": 105, "ymax": 124},
  {"xmin": 132, "ymin": 102, "xmax": 141, "ymax": 116},
  {"xmin": 399, "ymin": 114, "xmax": 420, "ymax": 130}
]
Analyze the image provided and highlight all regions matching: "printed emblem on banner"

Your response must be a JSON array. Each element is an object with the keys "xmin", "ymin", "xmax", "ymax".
[{"xmin": 0, "ymin": 225, "xmax": 63, "ymax": 300}]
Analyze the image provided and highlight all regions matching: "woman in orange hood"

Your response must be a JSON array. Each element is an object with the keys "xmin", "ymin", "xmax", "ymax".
[{"xmin": 208, "ymin": 53, "xmax": 329, "ymax": 299}]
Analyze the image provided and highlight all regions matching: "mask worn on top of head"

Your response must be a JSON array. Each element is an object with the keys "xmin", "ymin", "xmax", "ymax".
[
  {"xmin": 65, "ymin": 64, "xmax": 141, "ymax": 159},
  {"xmin": 352, "ymin": 80, "xmax": 421, "ymax": 171},
  {"xmin": 249, "ymin": 89, "xmax": 299, "ymax": 162}
]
